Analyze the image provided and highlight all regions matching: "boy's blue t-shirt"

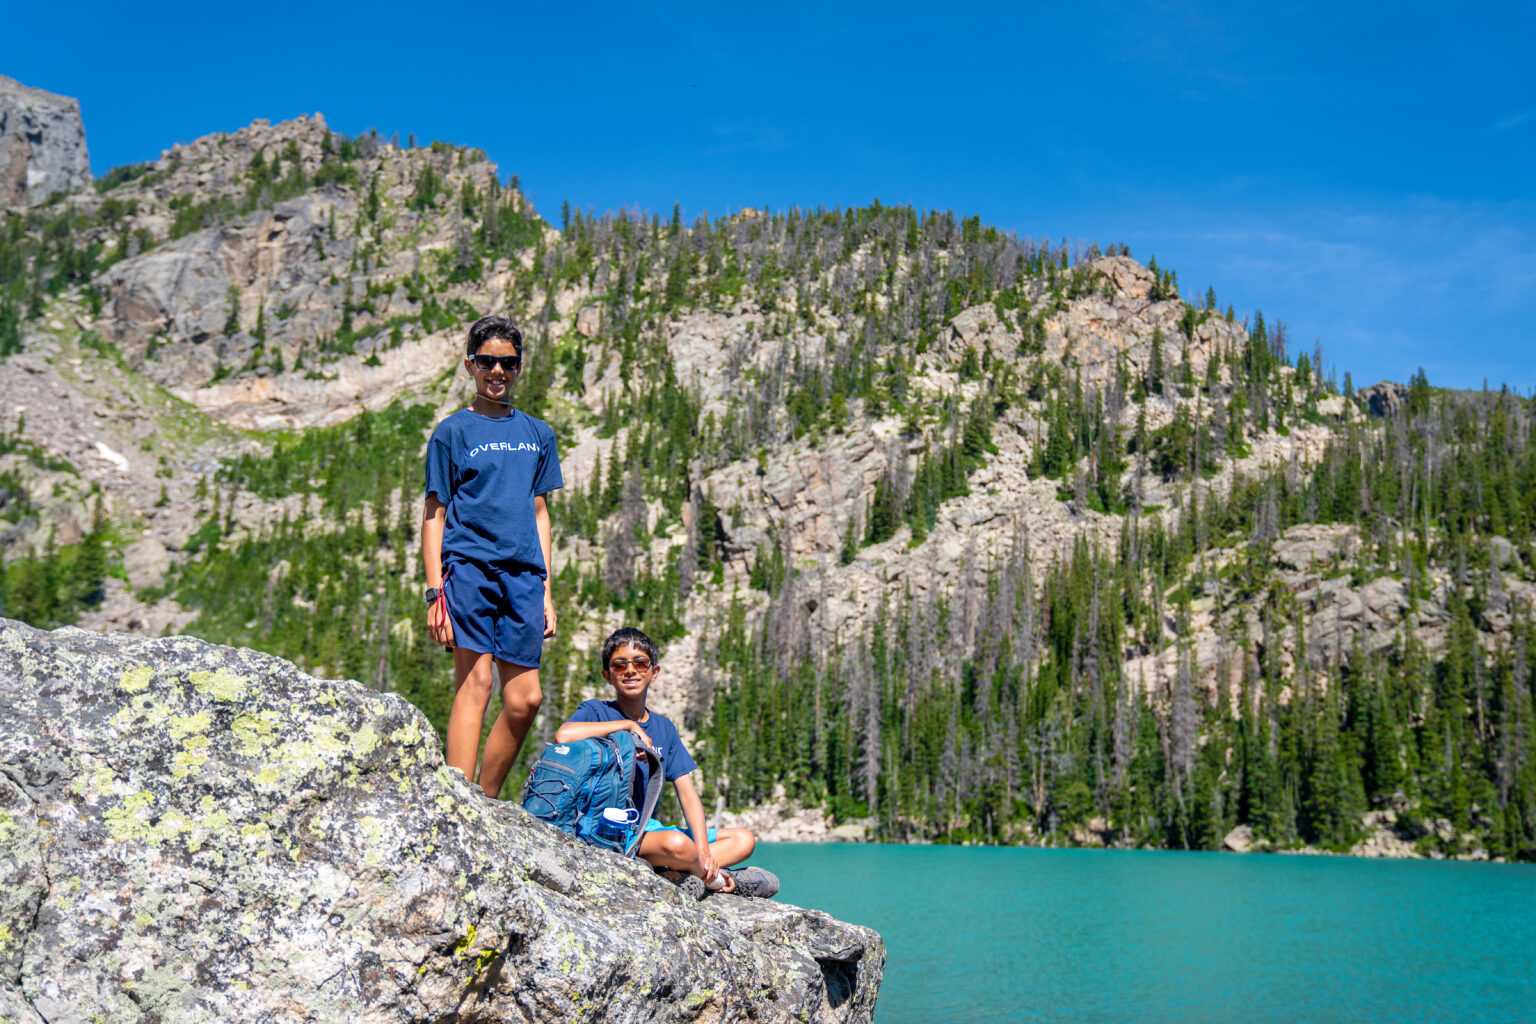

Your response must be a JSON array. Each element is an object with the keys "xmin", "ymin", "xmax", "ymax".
[
  {"xmin": 568, "ymin": 699, "xmax": 697, "ymax": 797},
  {"xmin": 425, "ymin": 408, "xmax": 562, "ymax": 573}
]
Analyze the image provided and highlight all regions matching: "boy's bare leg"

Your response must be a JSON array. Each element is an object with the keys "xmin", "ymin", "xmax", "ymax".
[
  {"xmin": 447, "ymin": 648, "xmax": 496, "ymax": 785},
  {"xmin": 476, "ymin": 662, "xmax": 542, "ymax": 797},
  {"xmin": 706, "ymin": 827, "xmax": 755, "ymax": 868},
  {"xmin": 638, "ymin": 827, "xmax": 757, "ymax": 879}
]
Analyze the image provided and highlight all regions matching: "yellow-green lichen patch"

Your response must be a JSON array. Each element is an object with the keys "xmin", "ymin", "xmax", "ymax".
[
  {"xmin": 387, "ymin": 718, "xmax": 431, "ymax": 766},
  {"xmin": 350, "ymin": 724, "xmax": 380, "ymax": 758},
  {"xmin": 186, "ymin": 809, "xmax": 230, "ymax": 852},
  {"xmin": 451, "ymin": 923, "xmax": 479, "ymax": 955},
  {"xmin": 230, "ymin": 711, "xmax": 280, "ymax": 754},
  {"xmin": 189, "ymin": 669, "xmax": 248, "ymax": 702},
  {"xmin": 354, "ymin": 815, "xmax": 387, "ymax": 865},
  {"xmin": 301, "ymin": 716, "xmax": 355, "ymax": 762},
  {"xmin": 168, "ymin": 717, "xmax": 214, "ymax": 780},
  {"xmin": 168, "ymin": 711, "xmax": 211, "ymax": 741},
  {"xmin": 466, "ymin": 944, "xmax": 500, "ymax": 983},
  {"xmin": 111, "ymin": 691, "xmax": 164, "ymax": 729},
  {"xmin": 170, "ymin": 748, "xmax": 209, "ymax": 781},
  {"xmin": 103, "ymin": 791, "xmax": 155, "ymax": 842},
  {"xmin": 144, "ymin": 809, "xmax": 194, "ymax": 845},
  {"xmin": 117, "ymin": 666, "xmax": 154, "ymax": 693},
  {"xmin": 70, "ymin": 763, "xmax": 117, "ymax": 798}
]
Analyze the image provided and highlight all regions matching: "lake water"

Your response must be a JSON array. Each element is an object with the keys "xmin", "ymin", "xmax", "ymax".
[{"xmin": 748, "ymin": 844, "xmax": 1536, "ymax": 1023}]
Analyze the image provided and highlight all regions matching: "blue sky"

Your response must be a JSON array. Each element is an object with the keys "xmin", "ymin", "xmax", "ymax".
[{"xmin": 7, "ymin": 0, "xmax": 1532, "ymax": 390}]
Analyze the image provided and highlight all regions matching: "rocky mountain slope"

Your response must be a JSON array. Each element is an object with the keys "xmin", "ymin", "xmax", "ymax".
[{"xmin": 2, "ymin": 105, "xmax": 1534, "ymax": 861}]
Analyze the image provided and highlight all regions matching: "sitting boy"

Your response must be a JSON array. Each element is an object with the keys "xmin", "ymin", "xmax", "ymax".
[{"xmin": 554, "ymin": 627, "xmax": 779, "ymax": 898}]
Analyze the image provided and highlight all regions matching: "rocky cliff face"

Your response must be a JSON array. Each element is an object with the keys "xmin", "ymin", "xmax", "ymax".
[
  {"xmin": 82, "ymin": 113, "xmax": 514, "ymax": 394},
  {"xmin": 0, "ymin": 76, "xmax": 91, "ymax": 207},
  {"xmin": 0, "ymin": 619, "xmax": 883, "ymax": 1023}
]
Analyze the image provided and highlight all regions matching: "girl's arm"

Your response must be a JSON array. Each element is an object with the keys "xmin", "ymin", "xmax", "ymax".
[
  {"xmin": 422, "ymin": 496, "xmax": 453, "ymax": 646},
  {"xmin": 673, "ymin": 774, "xmax": 719, "ymax": 885},
  {"xmin": 535, "ymin": 493, "xmax": 556, "ymax": 638}
]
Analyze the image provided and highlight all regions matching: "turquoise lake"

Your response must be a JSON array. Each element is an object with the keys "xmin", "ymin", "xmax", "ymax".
[{"xmin": 748, "ymin": 844, "xmax": 1536, "ymax": 1023}]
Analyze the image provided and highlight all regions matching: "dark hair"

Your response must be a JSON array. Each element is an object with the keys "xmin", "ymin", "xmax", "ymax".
[
  {"xmin": 466, "ymin": 315, "xmax": 523, "ymax": 356},
  {"xmin": 601, "ymin": 627, "xmax": 658, "ymax": 669}
]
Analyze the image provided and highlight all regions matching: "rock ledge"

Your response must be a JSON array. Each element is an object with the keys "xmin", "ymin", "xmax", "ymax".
[{"xmin": 0, "ymin": 621, "xmax": 882, "ymax": 1023}]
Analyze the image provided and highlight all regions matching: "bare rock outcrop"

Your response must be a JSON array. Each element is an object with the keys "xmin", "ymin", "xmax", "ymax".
[
  {"xmin": 1358, "ymin": 381, "xmax": 1408, "ymax": 418},
  {"xmin": 0, "ymin": 76, "xmax": 91, "ymax": 207},
  {"xmin": 97, "ymin": 196, "xmax": 342, "ymax": 382},
  {"xmin": 0, "ymin": 620, "xmax": 883, "ymax": 1023}
]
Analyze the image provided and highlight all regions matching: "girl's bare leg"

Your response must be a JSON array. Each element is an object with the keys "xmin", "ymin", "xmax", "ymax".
[
  {"xmin": 446, "ymin": 648, "xmax": 496, "ymax": 784},
  {"xmin": 476, "ymin": 661, "xmax": 542, "ymax": 797}
]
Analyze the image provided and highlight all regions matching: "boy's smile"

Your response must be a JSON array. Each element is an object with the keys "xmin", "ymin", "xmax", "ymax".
[{"xmin": 466, "ymin": 338, "xmax": 521, "ymax": 409}]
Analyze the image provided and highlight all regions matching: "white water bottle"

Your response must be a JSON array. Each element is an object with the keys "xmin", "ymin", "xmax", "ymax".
[{"xmin": 596, "ymin": 807, "xmax": 639, "ymax": 845}]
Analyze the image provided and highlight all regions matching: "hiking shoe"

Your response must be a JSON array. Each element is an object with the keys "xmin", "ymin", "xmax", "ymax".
[
  {"xmin": 723, "ymin": 866, "xmax": 779, "ymax": 899},
  {"xmin": 656, "ymin": 867, "xmax": 707, "ymax": 902}
]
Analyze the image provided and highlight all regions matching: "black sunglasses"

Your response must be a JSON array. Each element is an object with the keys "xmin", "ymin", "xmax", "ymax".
[{"xmin": 470, "ymin": 354, "xmax": 522, "ymax": 372}]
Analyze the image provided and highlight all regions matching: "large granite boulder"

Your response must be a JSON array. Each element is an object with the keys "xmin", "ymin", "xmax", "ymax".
[
  {"xmin": 0, "ymin": 620, "xmax": 882, "ymax": 1023},
  {"xmin": 0, "ymin": 76, "xmax": 91, "ymax": 207}
]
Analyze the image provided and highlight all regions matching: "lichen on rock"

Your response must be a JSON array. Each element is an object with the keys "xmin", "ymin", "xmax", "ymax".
[{"xmin": 0, "ymin": 620, "xmax": 883, "ymax": 1022}]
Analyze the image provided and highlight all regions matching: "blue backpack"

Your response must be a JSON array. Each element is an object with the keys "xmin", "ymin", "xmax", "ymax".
[{"xmin": 520, "ymin": 730, "xmax": 663, "ymax": 856}]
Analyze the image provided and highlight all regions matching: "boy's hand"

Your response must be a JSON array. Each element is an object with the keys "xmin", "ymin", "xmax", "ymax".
[
  {"xmin": 543, "ymin": 592, "xmax": 557, "ymax": 638},
  {"xmin": 627, "ymin": 720, "xmax": 655, "ymax": 750},
  {"xmin": 695, "ymin": 847, "xmax": 720, "ymax": 886},
  {"xmin": 427, "ymin": 600, "xmax": 455, "ymax": 649}
]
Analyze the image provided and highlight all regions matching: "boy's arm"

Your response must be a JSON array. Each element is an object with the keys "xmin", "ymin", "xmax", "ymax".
[
  {"xmin": 673, "ymin": 774, "xmax": 719, "ymax": 885},
  {"xmin": 553, "ymin": 718, "xmax": 654, "ymax": 749},
  {"xmin": 421, "ymin": 496, "xmax": 453, "ymax": 647},
  {"xmin": 535, "ymin": 494, "xmax": 555, "ymax": 638}
]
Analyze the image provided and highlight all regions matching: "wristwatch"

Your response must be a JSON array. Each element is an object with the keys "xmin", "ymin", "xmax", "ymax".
[{"xmin": 424, "ymin": 587, "xmax": 440, "ymax": 605}]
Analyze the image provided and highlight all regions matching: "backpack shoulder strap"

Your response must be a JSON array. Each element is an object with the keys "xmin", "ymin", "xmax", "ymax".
[{"xmin": 625, "ymin": 736, "xmax": 665, "ymax": 858}]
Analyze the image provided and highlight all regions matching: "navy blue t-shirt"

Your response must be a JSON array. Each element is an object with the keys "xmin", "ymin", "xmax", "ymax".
[
  {"xmin": 568, "ymin": 699, "xmax": 697, "ymax": 798},
  {"xmin": 425, "ymin": 408, "xmax": 562, "ymax": 573}
]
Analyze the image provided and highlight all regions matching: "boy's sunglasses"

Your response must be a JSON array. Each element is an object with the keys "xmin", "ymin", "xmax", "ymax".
[
  {"xmin": 608, "ymin": 657, "xmax": 653, "ymax": 672},
  {"xmin": 470, "ymin": 354, "xmax": 522, "ymax": 372}
]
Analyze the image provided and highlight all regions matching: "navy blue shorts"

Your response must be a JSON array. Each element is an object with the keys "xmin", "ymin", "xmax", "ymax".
[{"xmin": 443, "ymin": 559, "xmax": 546, "ymax": 668}]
